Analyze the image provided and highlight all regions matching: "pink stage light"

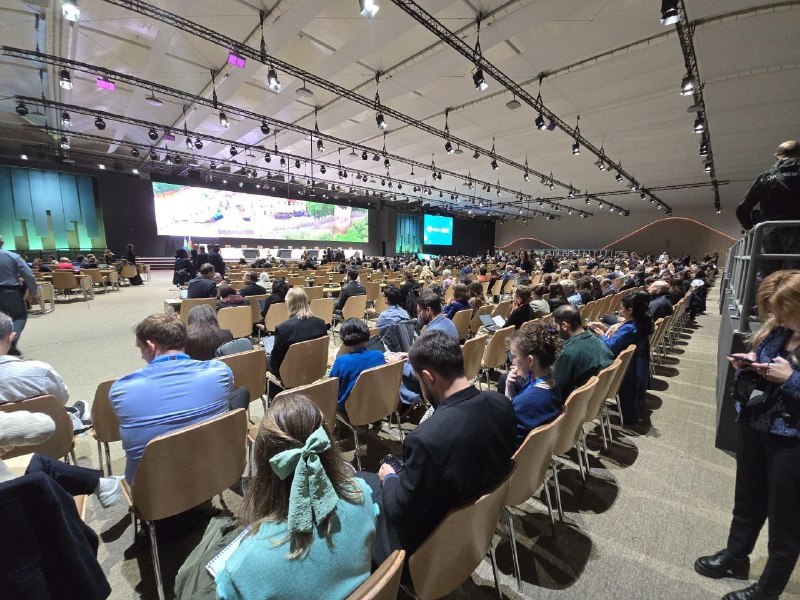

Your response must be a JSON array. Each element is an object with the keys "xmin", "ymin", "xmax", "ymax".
[
  {"xmin": 96, "ymin": 77, "xmax": 115, "ymax": 91},
  {"xmin": 228, "ymin": 52, "xmax": 246, "ymax": 69},
  {"xmin": 162, "ymin": 133, "xmax": 176, "ymax": 141}
]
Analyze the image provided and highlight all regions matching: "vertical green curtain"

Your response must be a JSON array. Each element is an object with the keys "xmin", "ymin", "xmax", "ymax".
[{"xmin": 396, "ymin": 213, "xmax": 422, "ymax": 254}]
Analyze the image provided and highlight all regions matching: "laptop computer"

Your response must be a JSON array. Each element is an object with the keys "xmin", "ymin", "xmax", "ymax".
[
  {"xmin": 479, "ymin": 314, "xmax": 506, "ymax": 330},
  {"xmin": 179, "ymin": 289, "xmax": 188, "ymax": 299}
]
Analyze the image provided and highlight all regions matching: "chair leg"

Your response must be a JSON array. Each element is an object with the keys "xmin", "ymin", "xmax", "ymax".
[
  {"xmin": 352, "ymin": 427, "xmax": 361, "ymax": 471},
  {"xmin": 104, "ymin": 443, "xmax": 113, "ymax": 476},
  {"xmin": 146, "ymin": 521, "xmax": 166, "ymax": 600},
  {"xmin": 551, "ymin": 460, "xmax": 564, "ymax": 522},
  {"xmin": 69, "ymin": 449, "xmax": 77, "ymax": 465},
  {"xmin": 96, "ymin": 440, "xmax": 105, "ymax": 476},
  {"xmin": 488, "ymin": 541, "xmax": 503, "ymax": 599},
  {"xmin": 541, "ymin": 480, "xmax": 555, "ymax": 531},
  {"xmin": 506, "ymin": 508, "xmax": 522, "ymax": 592},
  {"xmin": 393, "ymin": 411, "xmax": 405, "ymax": 445}
]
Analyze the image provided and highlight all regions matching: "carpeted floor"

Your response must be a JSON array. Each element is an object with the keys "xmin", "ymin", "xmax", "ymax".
[{"xmin": 17, "ymin": 272, "xmax": 799, "ymax": 599}]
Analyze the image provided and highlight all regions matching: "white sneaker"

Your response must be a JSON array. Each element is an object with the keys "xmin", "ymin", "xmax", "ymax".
[{"xmin": 96, "ymin": 475, "xmax": 124, "ymax": 508}]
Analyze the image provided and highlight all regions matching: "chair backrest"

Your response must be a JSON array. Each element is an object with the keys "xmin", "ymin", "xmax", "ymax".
[
  {"xmin": 507, "ymin": 415, "xmax": 563, "ymax": 506},
  {"xmin": 273, "ymin": 377, "xmax": 339, "ymax": 432},
  {"xmin": 288, "ymin": 276, "xmax": 306, "ymax": 287},
  {"xmin": 489, "ymin": 279, "xmax": 502, "ymax": 297},
  {"xmin": 178, "ymin": 297, "xmax": 217, "ymax": 325},
  {"xmin": 650, "ymin": 317, "xmax": 665, "ymax": 348},
  {"xmin": 365, "ymin": 281, "xmax": 381, "ymax": 303},
  {"xmin": 38, "ymin": 282, "xmax": 54, "ymax": 302},
  {"xmin": 408, "ymin": 471, "xmax": 513, "ymax": 600},
  {"xmin": 346, "ymin": 550, "xmax": 405, "ymax": 600},
  {"xmin": 345, "ymin": 360, "xmax": 404, "ymax": 426},
  {"xmin": 130, "ymin": 410, "xmax": 247, "ymax": 521},
  {"xmin": 481, "ymin": 325, "xmax": 514, "ymax": 370},
  {"xmin": 279, "ymin": 336, "xmax": 329, "ymax": 389},
  {"xmin": 607, "ymin": 344, "xmax": 636, "ymax": 401},
  {"xmin": 469, "ymin": 304, "xmax": 494, "ymax": 336},
  {"xmin": 90, "ymin": 379, "xmax": 120, "ymax": 443},
  {"xmin": 107, "ymin": 269, "xmax": 119, "ymax": 286},
  {"xmin": 451, "ymin": 308, "xmax": 472, "ymax": 342},
  {"xmin": 52, "ymin": 270, "xmax": 78, "ymax": 290},
  {"xmin": 216, "ymin": 349, "xmax": 267, "ymax": 403},
  {"xmin": 310, "ymin": 298, "xmax": 336, "ymax": 325},
  {"xmin": 248, "ymin": 294, "xmax": 268, "ymax": 324},
  {"xmin": 492, "ymin": 300, "xmax": 513, "ymax": 320},
  {"xmin": 120, "ymin": 264, "xmax": 138, "ymax": 278},
  {"xmin": 443, "ymin": 285, "xmax": 454, "ymax": 303},
  {"xmin": 342, "ymin": 294, "xmax": 368, "ymax": 321},
  {"xmin": 584, "ymin": 359, "xmax": 620, "ymax": 424},
  {"xmin": 82, "ymin": 268, "xmax": 104, "ymax": 285},
  {"xmin": 553, "ymin": 376, "xmax": 598, "ymax": 455},
  {"xmin": 372, "ymin": 295, "xmax": 388, "ymax": 315},
  {"xmin": 264, "ymin": 301, "xmax": 290, "ymax": 333},
  {"xmin": 304, "ymin": 286, "xmax": 324, "ymax": 301},
  {"xmin": 481, "ymin": 281, "xmax": 490, "ymax": 296},
  {"xmin": 0, "ymin": 395, "xmax": 74, "ymax": 460},
  {"xmin": 217, "ymin": 306, "xmax": 253, "ymax": 339},
  {"xmin": 462, "ymin": 335, "xmax": 488, "ymax": 382}
]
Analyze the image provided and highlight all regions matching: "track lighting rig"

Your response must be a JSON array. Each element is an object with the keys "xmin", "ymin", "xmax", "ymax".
[{"xmin": 386, "ymin": 0, "xmax": 671, "ymax": 213}]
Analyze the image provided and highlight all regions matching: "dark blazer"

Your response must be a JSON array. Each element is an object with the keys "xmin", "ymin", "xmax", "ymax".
[
  {"xmin": 376, "ymin": 385, "xmax": 517, "ymax": 562},
  {"xmin": 270, "ymin": 315, "xmax": 327, "ymax": 374},
  {"xmin": 194, "ymin": 252, "xmax": 210, "ymax": 270},
  {"xmin": 207, "ymin": 251, "xmax": 226, "ymax": 277},
  {"xmin": 187, "ymin": 276, "xmax": 217, "ymax": 299},
  {"xmin": 335, "ymin": 280, "xmax": 366, "ymax": 311},
  {"xmin": 648, "ymin": 294, "xmax": 674, "ymax": 320},
  {"xmin": 399, "ymin": 280, "xmax": 421, "ymax": 311},
  {"xmin": 0, "ymin": 472, "xmax": 111, "ymax": 600},
  {"xmin": 239, "ymin": 282, "xmax": 267, "ymax": 297}
]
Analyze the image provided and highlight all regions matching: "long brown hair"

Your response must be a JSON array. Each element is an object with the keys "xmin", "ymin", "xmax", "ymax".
[
  {"xmin": 752, "ymin": 270, "xmax": 800, "ymax": 349},
  {"xmin": 242, "ymin": 395, "xmax": 362, "ymax": 558}
]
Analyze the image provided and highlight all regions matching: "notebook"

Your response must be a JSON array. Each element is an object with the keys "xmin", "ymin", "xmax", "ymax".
[{"xmin": 206, "ymin": 526, "xmax": 251, "ymax": 579}]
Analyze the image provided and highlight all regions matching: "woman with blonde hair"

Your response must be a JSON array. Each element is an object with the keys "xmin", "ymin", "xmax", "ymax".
[
  {"xmin": 269, "ymin": 287, "xmax": 327, "ymax": 376},
  {"xmin": 216, "ymin": 395, "xmax": 377, "ymax": 600},
  {"xmin": 695, "ymin": 270, "xmax": 800, "ymax": 600}
]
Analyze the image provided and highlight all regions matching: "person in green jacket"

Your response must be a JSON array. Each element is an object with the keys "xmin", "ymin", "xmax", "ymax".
[{"xmin": 552, "ymin": 304, "xmax": 614, "ymax": 398}]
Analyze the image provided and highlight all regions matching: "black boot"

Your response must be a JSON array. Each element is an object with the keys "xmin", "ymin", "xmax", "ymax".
[
  {"xmin": 722, "ymin": 582, "xmax": 779, "ymax": 600},
  {"xmin": 694, "ymin": 549, "xmax": 750, "ymax": 580}
]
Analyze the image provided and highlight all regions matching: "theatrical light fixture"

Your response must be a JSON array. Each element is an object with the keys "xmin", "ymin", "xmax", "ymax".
[
  {"xmin": 661, "ymin": 0, "xmax": 680, "ymax": 26},
  {"xmin": 148, "ymin": 127, "xmax": 158, "ymax": 140},
  {"xmin": 62, "ymin": 0, "xmax": 80, "ymax": 22},
  {"xmin": 267, "ymin": 66, "xmax": 281, "ymax": 92},
  {"xmin": 280, "ymin": 157, "xmax": 286, "ymax": 167},
  {"xmin": 59, "ymin": 69, "xmax": 73, "ymax": 90},
  {"xmin": 473, "ymin": 67, "xmax": 488, "ymax": 92},
  {"xmin": 615, "ymin": 173, "xmax": 624, "ymax": 183},
  {"xmin": 445, "ymin": 140, "xmax": 453, "ymax": 154},
  {"xmin": 680, "ymin": 74, "xmax": 695, "ymax": 96},
  {"xmin": 229, "ymin": 145, "xmax": 238, "ymax": 156},
  {"xmin": 535, "ymin": 114, "xmax": 546, "ymax": 130},
  {"xmin": 317, "ymin": 138, "xmax": 325, "ymax": 152},
  {"xmin": 209, "ymin": 161, "xmax": 217, "ymax": 170},
  {"xmin": 641, "ymin": 191, "xmax": 648, "ymax": 200},
  {"xmin": 384, "ymin": 157, "xmax": 390, "ymax": 169},
  {"xmin": 296, "ymin": 81, "xmax": 314, "ymax": 98},
  {"xmin": 19, "ymin": 153, "xmax": 28, "ymax": 160},
  {"xmin": 699, "ymin": 141, "xmax": 709, "ymax": 156},
  {"xmin": 362, "ymin": 150, "xmax": 368, "ymax": 160},
  {"xmin": 260, "ymin": 121, "xmax": 270, "ymax": 135},
  {"xmin": 320, "ymin": 165, "xmax": 326, "ymax": 174},
  {"xmin": 61, "ymin": 111, "xmax": 71, "ymax": 127},
  {"xmin": 165, "ymin": 155, "xmax": 173, "ymax": 166},
  {"xmin": 524, "ymin": 172, "xmax": 530, "ymax": 182},
  {"xmin": 571, "ymin": 140, "xmax": 580, "ymax": 156},
  {"xmin": 98, "ymin": 163, "xmax": 105, "ymax": 170},
  {"xmin": 185, "ymin": 136, "xmax": 193, "ymax": 150},
  {"xmin": 193, "ymin": 138, "xmax": 202, "ymax": 150},
  {"xmin": 506, "ymin": 94, "xmax": 521, "ymax": 110},
  {"xmin": 15, "ymin": 102, "xmax": 28, "ymax": 116},
  {"xmin": 693, "ymin": 114, "xmax": 705, "ymax": 133},
  {"xmin": 704, "ymin": 160, "xmax": 712, "ymax": 173},
  {"xmin": 227, "ymin": 51, "xmax": 246, "ymax": 69},
  {"xmin": 472, "ymin": 150, "xmax": 480, "ymax": 159},
  {"xmin": 490, "ymin": 158, "xmax": 498, "ymax": 170},
  {"xmin": 144, "ymin": 88, "xmax": 163, "ymax": 106},
  {"xmin": 149, "ymin": 149, "xmax": 158, "ymax": 160},
  {"xmin": 376, "ymin": 112, "xmax": 387, "ymax": 130},
  {"xmin": 131, "ymin": 168, "xmax": 139, "ymax": 175},
  {"xmin": 219, "ymin": 110, "xmax": 229, "ymax": 129},
  {"xmin": 130, "ymin": 147, "xmax": 140, "ymax": 157},
  {"xmin": 295, "ymin": 159, "xmax": 301, "ymax": 169},
  {"xmin": 571, "ymin": 115, "xmax": 581, "ymax": 155},
  {"xmin": 629, "ymin": 181, "xmax": 639, "ymax": 191},
  {"xmin": 94, "ymin": 116, "xmax": 106, "ymax": 130},
  {"xmin": 359, "ymin": 0, "xmax": 379, "ymax": 18}
]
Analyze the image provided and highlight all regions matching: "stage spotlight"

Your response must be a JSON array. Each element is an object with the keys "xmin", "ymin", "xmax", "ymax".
[
  {"xmin": 660, "ymin": 0, "xmax": 680, "ymax": 26},
  {"xmin": 473, "ymin": 67, "xmax": 488, "ymax": 92},
  {"xmin": 359, "ymin": 0, "xmax": 379, "ymax": 18},
  {"xmin": 148, "ymin": 127, "xmax": 158, "ymax": 140},
  {"xmin": 15, "ymin": 102, "xmax": 28, "ymax": 116},
  {"xmin": 94, "ymin": 116, "xmax": 106, "ymax": 130},
  {"xmin": 59, "ymin": 69, "xmax": 73, "ymax": 90}
]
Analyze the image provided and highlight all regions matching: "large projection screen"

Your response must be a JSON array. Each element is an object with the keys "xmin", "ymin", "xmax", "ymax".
[
  {"xmin": 423, "ymin": 214, "xmax": 453, "ymax": 246},
  {"xmin": 152, "ymin": 182, "xmax": 369, "ymax": 243}
]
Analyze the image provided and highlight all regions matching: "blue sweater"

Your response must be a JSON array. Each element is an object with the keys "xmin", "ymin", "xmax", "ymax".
[
  {"xmin": 442, "ymin": 299, "xmax": 470, "ymax": 320},
  {"xmin": 511, "ymin": 379, "xmax": 562, "ymax": 446},
  {"xmin": 330, "ymin": 349, "xmax": 386, "ymax": 410},
  {"xmin": 216, "ymin": 478, "xmax": 378, "ymax": 600},
  {"xmin": 602, "ymin": 321, "xmax": 643, "ymax": 356}
]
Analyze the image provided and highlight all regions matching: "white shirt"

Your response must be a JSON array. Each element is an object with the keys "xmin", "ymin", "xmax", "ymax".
[
  {"xmin": 0, "ymin": 355, "xmax": 69, "ymax": 406},
  {"xmin": 0, "ymin": 411, "xmax": 55, "ymax": 483}
]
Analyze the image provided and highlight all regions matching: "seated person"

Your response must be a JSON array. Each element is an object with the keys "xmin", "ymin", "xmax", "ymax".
[
  {"xmin": 505, "ymin": 322, "xmax": 563, "ymax": 446},
  {"xmin": 79, "ymin": 255, "xmax": 99, "ymax": 270},
  {"xmin": 187, "ymin": 263, "xmax": 217, "ymax": 299},
  {"xmin": 0, "ymin": 411, "xmax": 123, "ymax": 507},
  {"xmin": 269, "ymin": 288, "xmax": 327, "ymax": 376},
  {"xmin": 648, "ymin": 280, "xmax": 674, "ymax": 320},
  {"xmin": 375, "ymin": 285, "xmax": 410, "ymax": 329},
  {"xmin": 552, "ymin": 305, "xmax": 614, "ymax": 398},
  {"xmin": 217, "ymin": 284, "xmax": 247, "ymax": 311},
  {"xmin": 184, "ymin": 304, "xmax": 234, "ymax": 361},
  {"xmin": 547, "ymin": 283, "xmax": 568, "ymax": 312},
  {"xmin": 441, "ymin": 283, "xmax": 470, "ymax": 319},
  {"xmin": 239, "ymin": 272, "xmax": 267, "ymax": 297},
  {"xmin": 366, "ymin": 331, "xmax": 517, "ymax": 564},
  {"xmin": 505, "ymin": 285, "xmax": 534, "ymax": 329},
  {"xmin": 467, "ymin": 281, "xmax": 487, "ymax": 317},
  {"xmin": 31, "ymin": 258, "xmax": 51, "ymax": 273},
  {"xmin": 110, "ymin": 313, "xmax": 246, "ymax": 484},
  {"xmin": 214, "ymin": 396, "xmax": 377, "ymax": 599},
  {"xmin": 262, "ymin": 277, "xmax": 288, "ymax": 318},
  {"xmin": 55, "ymin": 256, "xmax": 74, "ymax": 270},
  {"xmin": 330, "ymin": 319, "xmax": 386, "ymax": 412},
  {"xmin": 399, "ymin": 269, "xmax": 421, "ymax": 312},
  {"xmin": 563, "ymin": 280, "xmax": 582, "ymax": 308},
  {"xmin": 530, "ymin": 284, "xmax": 551, "ymax": 317},
  {"xmin": 334, "ymin": 269, "xmax": 365, "ymax": 313}
]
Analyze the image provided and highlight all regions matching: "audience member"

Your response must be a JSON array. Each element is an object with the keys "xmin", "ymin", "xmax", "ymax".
[
  {"xmin": 375, "ymin": 285, "xmax": 410, "ymax": 329},
  {"xmin": 173, "ymin": 248, "xmax": 196, "ymax": 287},
  {"xmin": 184, "ymin": 304, "xmax": 234, "ymax": 361},
  {"xmin": 399, "ymin": 269, "xmax": 421, "ymax": 313},
  {"xmin": 217, "ymin": 284, "xmax": 247, "ymax": 311},
  {"xmin": 467, "ymin": 281, "xmax": 487, "ymax": 316},
  {"xmin": 269, "ymin": 288, "xmax": 327, "ymax": 376},
  {"xmin": 648, "ymin": 280, "xmax": 674, "ymax": 320},
  {"xmin": 194, "ymin": 245, "xmax": 209, "ymax": 270},
  {"xmin": 334, "ymin": 269, "xmax": 365, "ymax": 312},
  {"xmin": 505, "ymin": 285, "xmax": 534, "ymax": 329},
  {"xmin": 0, "ymin": 235, "xmax": 38, "ymax": 356},
  {"xmin": 262, "ymin": 277, "xmax": 289, "ymax": 319},
  {"xmin": 442, "ymin": 283, "xmax": 470, "ymax": 319},
  {"xmin": 187, "ymin": 263, "xmax": 217, "ymax": 299},
  {"xmin": 441, "ymin": 269, "xmax": 454, "ymax": 291},
  {"xmin": 547, "ymin": 282, "xmax": 568, "ymax": 312},
  {"xmin": 530, "ymin": 284, "xmax": 551, "ymax": 317},
  {"xmin": 55, "ymin": 256, "xmax": 74, "ymax": 270},
  {"xmin": 552, "ymin": 305, "xmax": 614, "ymax": 398},
  {"xmin": 239, "ymin": 272, "xmax": 267, "ymax": 297},
  {"xmin": 669, "ymin": 278, "xmax": 688, "ymax": 305},
  {"xmin": 102, "ymin": 248, "xmax": 115, "ymax": 266},
  {"xmin": 330, "ymin": 319, "xmax": 386, "ymax": 412},
  {"xmin": 207, "ymin": 243, "xmax": 226, "ymax": 277},
  {"xmin": 125, "ymin": 243, "xmax": 137, "ymax": 265}
]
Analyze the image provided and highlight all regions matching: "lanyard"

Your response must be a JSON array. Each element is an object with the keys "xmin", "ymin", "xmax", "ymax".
[{"xmin": 521, "ymin": 375, "xmax": 547, "ymax": 392}]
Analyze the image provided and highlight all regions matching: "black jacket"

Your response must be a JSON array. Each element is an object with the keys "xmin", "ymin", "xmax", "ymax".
[
  {"xmin": 239, "ymin": 282, "xmax": 267, "ymax": 297},
  {"xmin": 649, "ymin": 293, "xmax": 674, "ymax": 320},
  {"xmin": 335, "ymin": 280, "xmax": 366, "ymax": 311},
  {"xmin": 187, "ymin": 276, "xmax": 217, "ymax": 299},
  {"xmin": 173, "ymin": 258, "xmax": 196, "ymax": 286},
  {"xmin": 194, "ymin": 252, "xmax": 210, "ymax": 270},
  {"xmin": 270, "ymin": 316, "xmax": 327, "ymax": 374},
  {"xmin": 399, "ymin": 280, "xmax": 421, "ymax": 312},
  {"xmin": 736, "ymin": 158, "xmax": 800, "ymax": 229},
  {"xmin": 377, "ymin": 385, "xmax": 516, "ymax": 561},
  {"xmin": 207, "ymin": 251, "xmax": 226, "ymax": 277},
  {"xmin": 0, "ymin": 472, "xmax": 111, "ymax": 600},
  {"xmin": 505, "ymin": 303, "xmax": 534, "ymax": 329}
]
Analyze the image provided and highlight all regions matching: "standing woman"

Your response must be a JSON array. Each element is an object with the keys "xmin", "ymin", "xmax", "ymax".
[
  {"xmin": 125, "ymin": 243, "xmax": 137, "ymax": 265},
  {"xmin": 518, "ymin": 250, "xmax": 532, "ymax": 274},
  {"xmin": 695, "ymin": 270, "xmax": 800, "ymax": 600}
]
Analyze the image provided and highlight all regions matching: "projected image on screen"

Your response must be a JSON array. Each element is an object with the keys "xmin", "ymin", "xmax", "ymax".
[
  {"xmin": 152, "ymin": 182, "xmax": 369, "ymax": 243},
  {"xmin": 423, "ymin": 214, "xmax": 453, "ymax": 246}
]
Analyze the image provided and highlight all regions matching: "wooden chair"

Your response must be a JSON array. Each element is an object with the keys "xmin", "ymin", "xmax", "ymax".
[
  {"xmin": 504, "ymin": 416, "xmax": 563, "ymax": 590},
  {"xmin": 451, "ymin": 308, "xmax": 472, "ymax": 342},
  {"xmin": 263, "ymin": 301, "xmax": 289, "ymax": 334},
  {"xmin": 273, "ymin": 377, "xmax": 339, "ymax": 432},
  {"xmin": 217, "ymin": 306, "xmax": 254, "ymax": 339},
  {"xmin": 462, "ymin": 334, "xmax": 488, "ymax": 384},
  {"xmin": 288, "ymin": 276, "xmax": 306, "ymax": 287},
  {"xmin": 121, "ymin": 410, "xmax": 247, "ymax": 600},
  {"xmin": 81, "ymin": 268, "xmax": 108, "ymax": 293},
  {"xmin": 339, "ymin": 294, "xmax": 369, "ymax": 322},
  {"xmin": 106, "ymin": 268, "xmax": 120, "ymax": 291},
  {"xmin": 51, "ymin": 270, "xmax": 85, "ymax": 301},
  {"xmin": 247, "ymin": 293, "xmax": 269, "ymax": 325},
  {"xmin": 336, "ymin": 360, "xmax": 404, "ymax": 470},
  {"xmin": 304, "ymin": 286, "xmax": 324, "ymax": 301},
  {"xmin": 551, "ymin": 377, "xmax": 597, "ymax": 520},
  {"xmin": 119, "ymin": 264, "xmax": 139, "ymax": 285},
  {"xmin": 347, "ymin": 550, "xmax": 405, "ymax": 600},
  {"xmin": 581, "ymin": 359, "xmax": 620, "ymax": 457},
  {"xmin": 489, "ymin": 279, "xmax": 503, "ymax": 298},
  {"xmin": 89, "ymin": 379, "xmax": 120, "ymax": 475},
  {"xmin": 468, "ymin": 304, "xmax": 494, "ymax": 337},
  {"xmin": 0, "ymin": 395, "xmax": 76, "ymax": 463},
  {"xmin": 493, "ymin": 299, "xmax": 513, "ymax": 320},
  {"xmin": 35, "ymin": 282, "xmax": 55, "ymax": 313},
  {"xmin": 406, "ymin": 472, "xmax": 513, "ymax": 600},
  {"xmin": 443, "ymin": 285, "xmax": 454, "ymax": 303},
  {"xmin": 478, "ymin": 325, "xmax": 514, "ymax": 389},
  {"xmin": 217, "ymin": 349, "xmax": 267, "ymax": 411},
  {"xmin": 267, "ymin": 335, "xmax": 329, "ymax": 392},
  {"xmin": 366, "ymin": 295, "xmax": 388, "ymax": 322},
  {"xmin": 311, "ymin": 297, "xmax": 336, "ymax": 327},
  {"xmin": 602, "ymin": 344, "xmax": 636, "ymax": 436},
  {"xmin": 365, "ymin": 281, "xmax": 381, "ymax": 307},
  {"xmin": 178, "ymin": 297, "xmax": 217, "ymax": 325}
]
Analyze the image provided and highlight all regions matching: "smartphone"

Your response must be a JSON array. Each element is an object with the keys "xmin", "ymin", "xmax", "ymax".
[{"xmin": 727, "ymin": 354, "xmax": 753, "ymax": 365}]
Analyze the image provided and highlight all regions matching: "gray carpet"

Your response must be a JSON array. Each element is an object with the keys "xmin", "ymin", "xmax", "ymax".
[{"xmin": 18, "ymin": 272, "xmax": 799, "ymax": 599}]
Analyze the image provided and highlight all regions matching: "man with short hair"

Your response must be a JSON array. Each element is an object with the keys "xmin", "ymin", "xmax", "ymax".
[
  {"xmin": 600, "ymin": 278, "xmax": 617, "ymax": 297},
  {"xmin": 193, "ymin": 245, "xmax": 209, "ymax": 270},
  {"xmin": 110, "ymin": 313, "xmax": 243, "ymax": 483},
  {"xmin": 187, "ymin": 263, "xmax": 217, "ymax": 298},
  {"xmin": 335, "ymin": 268, "xmax": 366, "ymax": 312},
  {"xmin": 0, "ymin": 235, "xmax": 37, "ymax": 356},
  {"xmin": 207, "ymin": 243, "xmax": 226, "ymax": 277},
  {"xmin": 239, "ymin": 272, "xmax": 266, "ymax": 297},
  {"xmin": 375, "ymin": 285, "xmax": 410, "ymax": 329},
  {"xmin": 648, "ymin": 280, "xmax": 674, "ymax": 321},
  {"xmin": 371, "ymin": 330, "xmax": 517, "ymax": 563},
  {"xmin": 551, "ymin": 305, "xmax": 614, "ymax": 398}
]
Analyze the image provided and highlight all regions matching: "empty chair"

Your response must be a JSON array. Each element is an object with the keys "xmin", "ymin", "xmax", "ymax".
[
  {"xmin": 217, "ymin": 306, "xmax": 253, "ymax": 339},
  {"xmin": 461, "ymin": 334, "xmax": 488, "ymax": 384},
  {"xmin": 346, "ymin": 550, "xmax": 405, "ymax": 600},
  {"xmin": 36, "ymin": 282, "xmax": 56, "ymax": 313},
  {"xmin": 90, "ymin": 379, "xmax": 120, "ymax": 476},
  {"xmin": 304, "ymin": 285, "xmax": 324, "ymax": 301},
  {"xmin": 266, "ymin": 335, "xmax": 329, "ymax": 392},
  {"xmin": 602, "ymin": 344, "xmax": 636, "ymax": 437},
  {"xmin": 0, "ymin": 395, "xmax": 76, "ymax": 463},
  {"xmin": 51, "ymin": 270, "xmax": 83, "ymax": 301},
  {"xmin": 247, "ymin": 294, "xmax": 269, "ymax": 325},
  {"xmin": 478, "ymin": 325, "xmax": 514, "ymax": 388},
  {"xmin": 311, "ymin": 297, "xmax": 336, "ymax": 327},
  {"xmin": 121, "ymin": 410, "xmax": 247, "ymax": 600},
  {"xmin": 450, "ymin": 308, "xmax": 472, "ymax": 342},
  {"xmin": 273, "ymin": 377, "xmax": 339, "ymax": 433},
  {"xmin": 468, "ymin": 304, "xmax": 494, "ymax": 337},
  {"xmin": 216, "ymin": 349, "xmax": 267, "ymax": 411}
]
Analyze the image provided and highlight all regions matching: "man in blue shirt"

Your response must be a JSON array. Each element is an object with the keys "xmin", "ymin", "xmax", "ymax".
[
  {"xmin": 110, "ymin": 313, "xmax": 243, "ymax": 483},
  {"xmin": 0, "ymin": 236, "xmax": 37, "ymax": 356},
  {"xmin": 375, "ymin": 285, "xmax": 409, "ymax": 329}
]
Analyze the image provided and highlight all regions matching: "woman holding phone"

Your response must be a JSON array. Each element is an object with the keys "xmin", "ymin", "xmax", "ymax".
[{"xmin": 695, "ymin": 270, "xmax": 800, "ymax": 600}]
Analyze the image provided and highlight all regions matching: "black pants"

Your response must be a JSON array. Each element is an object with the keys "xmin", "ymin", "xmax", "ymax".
[
  {"xmin": 726, "ymin": 421, "xmax": 800, "ymax": 595},
  {"xmin": 357, "ymin": 471, "xmax": 404, "ymax": 566},
  {"xmin": 25, "ymin": 454, "xmax": 101, "ymax": 496},
  {"xmin": 0, "ymin": 286, "xmax": 27, "ymax": 353},
  {"xmin": 227, "ymin": 386, "xmax": 250, "ymax": 411}
]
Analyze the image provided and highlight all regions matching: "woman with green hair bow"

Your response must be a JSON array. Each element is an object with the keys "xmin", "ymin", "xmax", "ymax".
[{"xmin": 215, "ymin": 394, "xmax": 378, "ymax": 600}]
